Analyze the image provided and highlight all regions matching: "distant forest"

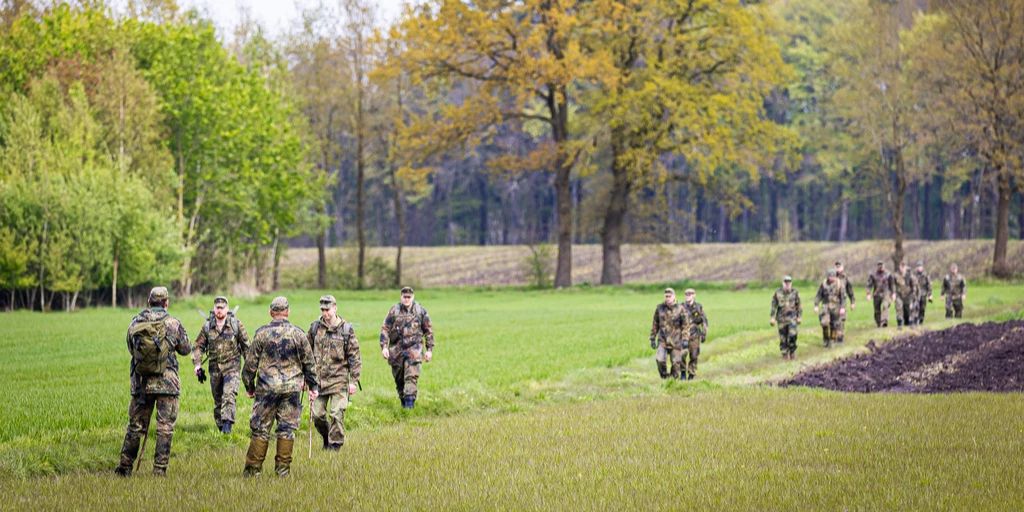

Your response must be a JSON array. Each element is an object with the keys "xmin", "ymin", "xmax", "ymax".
[{"xmin": 1, "ymin": 0, "xmax": 1022, "ymax": 310}]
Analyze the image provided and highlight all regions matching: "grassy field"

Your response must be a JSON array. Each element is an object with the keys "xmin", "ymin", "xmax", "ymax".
[
  {"xmin": 280, "ymin": 240, "xmax": 1024, "ymax": 287},
  {"xmin": 1, "ymin": 284, "xmax": 1022, "ymax": 509}
]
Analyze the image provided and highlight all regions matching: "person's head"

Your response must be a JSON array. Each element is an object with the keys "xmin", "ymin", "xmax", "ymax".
[
  {"xmin": 213, "ymin": 296, "xmax": 228, "ymax": 320},
  {"xmin": 782, "ymin": 275, "xmax": 793, "ymax": 290},
  {"xmin": 899, "ymin": 260, "xmax": 908, "ymax": 270},
  {"xmin": 400, "ymin": 287, "xmax": 414, "ymax": 307},
  {"xmin": 834, "ymin": 261, "xmax": 844, "ymax": 274},
  {"xmin": 148, "ymin": 286, "xmax": 169, "ymax": 309},
  {"xmin": 950, "ymin": 263, "xmax": 959, "ymax": 274},
  {"xmin": 827, "ymin": 269, "xmax": 837, "ymax": 282},
  {"xmin": 663, "ymin": 288, "xmax": 676, "ymax": 305},
  {"xmin": 269, "ymin": 296, "xmax": 289, "ymax": 320},
  {"xmin": 319, "ymin": 295, "xmax": 338, "ymax": 321},
  {"xmin": 684, "ymin": 288, "xmax": 696, "ymax": 303},
  {"xmin": 876, "ymin": 260, "xmax": 885, "ymax": 272},
  {"xmin": 915, "ymin": 260, "xmax": 924, "ymax": 272}
]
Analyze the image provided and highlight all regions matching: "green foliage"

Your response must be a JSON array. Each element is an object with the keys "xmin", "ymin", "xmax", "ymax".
[
  {"xmin": 279, "ymin": 251, "xmax": 397, "ymax": 290},
  {"xmin": 522, "ymin": 244, "xmax": 555, "ymax": 289}
]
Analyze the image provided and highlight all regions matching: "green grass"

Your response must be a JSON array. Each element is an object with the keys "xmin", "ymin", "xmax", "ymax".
[{"xmin": 0, "ymin": 284, "xmax": 1022, "ymax": 508}]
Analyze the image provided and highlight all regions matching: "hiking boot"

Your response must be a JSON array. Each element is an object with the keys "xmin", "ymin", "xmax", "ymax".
[
  {"xmin": 326, "ymin": 443, "xmax": 342, "ymax": 451},
  {"xmin": 274, "ymin": 438, "xmax": 294, "ymax": 477},
  {"xmin": 114, "ymin": 465, "xmax": 132, "ymax": 478},
  {"xmin": 243, "ymin": 437, "xmax": 269, "ymax": 477},
  {"xmin": 152, "ymin": 467, "xmax": 167, "ymax": 477},
  {"xmin": 220, "ymin": 422, "xmax": 233, "ymax": 435}
]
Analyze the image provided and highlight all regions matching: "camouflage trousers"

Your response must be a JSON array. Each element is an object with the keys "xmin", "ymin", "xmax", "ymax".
[
  {"xmin": 917, "ymin": 298, "xmax": 930, "ymax": 323},
  {"xmin": 895, "ymin": 295, "xmax": 917, "ymax": 326},
  {"xmin": 250, "ymin": 391, "xmax": 302, "ymax": 441},
  {"xmin": 872, "ymin": 295, "xmax": 892, "ymax": 327},
  {"xmin": 209, "ymin": 370, "xmax": 240, "ymax": 427},
  {"xmin": 655, "ymin": 340, "xmax": 684, "ymax": 379},
  {"xmin": 777, "ymin": 322, "xmax": 798, "ymax": 355},
  {"xmin": 945, "ymin": 297, "xmax": 963, "ymax": 318},
  {"xmin": 118, "ymin": 393, "xmax": 179, "ymax": 473},
  {"xmin": 819, "ymin": 308, "xmax": 842, "ymax": 346},
  {"xmin": 390, "ymin": 343, "xmax": 424, "ymax": 399},
  {"xmin": 312, "ymin": 392, "xmax": 349, "ymax": 447},
  {"xmin": 683, "ymin": 338, "xmax": 701, "ymax": 378}
]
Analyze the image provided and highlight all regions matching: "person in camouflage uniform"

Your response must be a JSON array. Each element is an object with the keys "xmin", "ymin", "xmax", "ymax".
[
  {"xmin": 866, "ymin": 260, "xmax": 896, "ymax": 327},
  {"xmin": 941, "ymin": 263, "xmax": 967, "ymax": 318},
  {"xmin": 242, "ymin": 297, "xmax": 319, "ymax": 477},
  {"xmin": 892, "ymin": 260, "xmax": 919, "ymax": 327},
  {"xmin": 832, "ymin": 261, "xmax": 856, "ymax": 343},
  {"xmin": 815, "ymin": 269, "xmax": 846, "ymax": 347},
  {"xmin": 380, "ymin": 287, "xmax": 435, "ymax": 409},
  {"xmin": 681, "ymin": 288, "xmax": 708, "ymax": 380},
  {"xmin": 307, "ymin": 295, "xmax": 361, "ymax": 450},
  {"xmin": 115, "ymin": 286, "xmax": 191, "ymax": 477},
  {"xmin": 770, "ymin": 276, "xmax": 802, "ymax": 360},
  {"xmin": 191, "ymin": 296, "xmax": 249, "ymax": 434},
  {"xmin": 914, "ymin": 261, "xmax": 933, "ymax": 324},
  {"xmin": 649, "ymin": 288, "xmax": 688, "ymax": 379}
]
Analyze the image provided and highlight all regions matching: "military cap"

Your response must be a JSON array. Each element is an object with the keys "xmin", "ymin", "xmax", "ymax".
[
  {"xmin": 148, "ymin": 286, "xmax": 169, "ymax": 302},
  {"xmin": 213, "ymin": 295, "xmax": 228, "ymax": 305},
  {"xmin": 664, "ymin": 287, "xmax": 675, "ymax": 294},
  {"xmin": 400, "ymin": 286, "xmax": 414, "ymax": 295},
  {"xmin": 834, "ymin": 260, "xmax": 843, "ymax": 266},
  {"xmin": 876, "ymin": 260, "xmax": 885, "ymax": 266},
  {"xmin": 319, "ymin": 295, "xmax": 337, "ymax": 308},
  {"xmin": 684, "ymin": 288, "xmax": 696, "ymax": 295},
  {"xmin": 916, "ymin": 260, "xmax": 924, "ymax": 267},
  {"xmin": 783, "ymin": 275, "xmax": 793, "ymax": 282},
  {"xmin": 270, "ymin": 296, "xmax": 289, "ymax": 312},
  {"xmin": 827, "ymin": 269, "xmax": 837, "ymax": 277}
]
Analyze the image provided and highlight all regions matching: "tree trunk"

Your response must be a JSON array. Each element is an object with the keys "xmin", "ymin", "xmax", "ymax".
[
  {"xmin": 112, "ymin": 244, "xmax": 119, "ymax": 308},
  {"xmin": 890, "ymin": 149, "xmax": 906, "ymax": 267},
  {"xmin": 478, "ymin": 173, "xmax": 488, "ymax": 246},
  {"xmin": 1018, "ymin": 190, "xmax": 1023, "ymax": 241},
  {"xmin": 600, "ymin": 130, "xmax": 629, "ymax": 285},
  {"xmin": 355, "ymin": 88, "xmax": 367, "ymax": 290},
  {"xmin": 390, "ymin": 165, "xmax": 405, "ymax": 287},
  {"xmin": 271, "ymin": 228, "xmax": 283, "ymax": 291},
  {"xmin": 992, "ymin": 169, "xmax": 1012, "ymax": 277},
  {"xmin": 838, "ymin": 198, "xmax": 849, "ymax": 242},
  {"xmin": 549, "ymin": 85, "xmax": 573, "ymax": 288},
  {"xmin": 71, "ymin": 290, "xmax": 79, "ymax": 312}
]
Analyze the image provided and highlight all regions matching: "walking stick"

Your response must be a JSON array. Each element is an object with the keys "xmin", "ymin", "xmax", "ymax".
[
  {"xmin": 135, "ymin": 416, "xmax": 150, "ymax": 472},
  {"xmin": 308, "ymin": 393, "xmax": 314, "ymax": 458}
]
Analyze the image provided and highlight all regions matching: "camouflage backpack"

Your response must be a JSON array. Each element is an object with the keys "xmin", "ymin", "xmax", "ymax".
[{"xmin": 129, "ymin": 316, "xmax": 171, "ymax": 376}]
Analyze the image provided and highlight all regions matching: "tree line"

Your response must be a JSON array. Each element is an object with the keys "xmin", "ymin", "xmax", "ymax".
[{"xmin": 1, "ymin": 0, "xmax": 1021, "ymax": 310}]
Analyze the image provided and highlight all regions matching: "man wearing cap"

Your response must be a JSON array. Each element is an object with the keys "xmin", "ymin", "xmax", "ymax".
[
  {"xmin": 380, "ymin": 287, "xmax": 435, "ymax": 409},
  {"xmin": 115, "ymin": 286, "xmax": 191, "ymax": 477},
  {"xmin": 892, "ymin": 260, "xmax": 919, "ymax": 327},
  {"xmin": 832, "ymin": 261, "xmax": 856, "ymax": 343},
  {"xmin": 913, "ymin": 261, "xmax": 933, "ymax": 324},
  {"xmin": 815, "ymin": 270, "xmax": 846, "ymax": 347},
  {"xmin": 242, "ymin": 296, "xmax": 319, "ymax": 477},
  {"xmin": 649, "ymin": 288, "xmax": 688, "ymax": 379},
  {"xmin": 307, "ymin": 295, "xmax": 361, "ymax": 450},
  {"xmin": 941, "ymin": 263, "xmax": 967, "ymax": 318},
  {"xmin": 770, "ymin": 276, "xmax": 802, "ymax": 360},
  {"xmin": 681, "ymin": 288, "xmax": 708, "ymax": 379},
  {"xmin": 192, "ymin": 296, "xmax": 249, "ymax": 434},
  {"xmin": 866, "ymin": 261, "xmax": 896, "ymax": 327}
]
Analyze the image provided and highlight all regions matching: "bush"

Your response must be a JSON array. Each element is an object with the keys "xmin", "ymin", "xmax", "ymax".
[{"xmin": 522, "ymin": 244, "xmax": 554, "ymax": 289}]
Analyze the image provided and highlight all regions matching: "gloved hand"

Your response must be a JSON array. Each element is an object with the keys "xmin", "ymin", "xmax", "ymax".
[
  {"xmin": 196, "ymin": 367, "xmax": 207, "ymax": 384},
  {"xmin": 649, "ymin": 337, "xmax": 656, "ymax": 349}
]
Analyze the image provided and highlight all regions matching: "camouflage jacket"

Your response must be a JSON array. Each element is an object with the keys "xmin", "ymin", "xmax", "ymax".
[
  {"xmin": 682, "ymin": 301, "xmax": 708, "ymax": 341},
  {"xmin": 380, "ymin": 302, "xmax": 435, "ymax": 351},
  {"xmin": 915, "ymin": 270, "xmax": 932, "ymax": 299},
  {"xmin": 867, "ymin": 270, "xmax": 895, "ymax": 298},
  {"xmin": 893, "ymin": 269, "xmax": 918, "ymax": 300},
  {"xmin": 243, "ymin": 319, "xmax": 318, "ymax": 396},
  {"xmin": 941, "ymin": 274, "xmax": 967, "ymax": 298},
  {"xmin": 307, "ymin": 315, "xmax": 361, "ymax": 395},
  {"xmin": 815, "ymin": 281, "xmax": 846, "ymax": 310},
  {"xmin": 836, "ymin": 271, "xmax": 856, "ymax": 305},
  {"xmin": 771, "ymin": 287, "xmax": 802, "ymax": 324},
  {"xmin": 126, "ymin": 307, "xmax": 190, "ymax": 396},
  {"xmin": 649, "ymin": 302, "xmax": 688, "ymax": 344},
  {"xmin": 191, "ymin": 313, "xmax": 249, "ymax": 374}
]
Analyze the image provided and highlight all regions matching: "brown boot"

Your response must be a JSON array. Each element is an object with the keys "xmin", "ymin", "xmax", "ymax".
[
  {"xmin": 243, "ymin": 437, "xmax": 269, "ymax": 477},
  {"xmin": 274, "ymin": 438, "xmax": 294, "ymax": 477}
]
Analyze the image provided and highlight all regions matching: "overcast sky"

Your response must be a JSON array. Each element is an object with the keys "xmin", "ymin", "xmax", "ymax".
[{"xmin": 176, "ymin": 0, "xmax": 410, "ymax": 39}]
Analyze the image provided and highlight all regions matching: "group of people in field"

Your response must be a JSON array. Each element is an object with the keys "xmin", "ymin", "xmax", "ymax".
[
  {"xmin": 652, "ymin": 260, "xmax": 969, "ymax": 369},
  {"xmin": 115, "ymin": 286, "xmax": 433, "ymax": 478}
]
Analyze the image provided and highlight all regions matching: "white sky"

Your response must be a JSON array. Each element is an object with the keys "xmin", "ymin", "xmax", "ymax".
[{"xmin": 177, "ymin": 0, "xmax": 410, "ymax": 38}]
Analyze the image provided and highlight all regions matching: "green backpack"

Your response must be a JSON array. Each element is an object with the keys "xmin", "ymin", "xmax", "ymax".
[{"xmin": 129, "ymin": 318, "xmax": 171, "ymax": 376}]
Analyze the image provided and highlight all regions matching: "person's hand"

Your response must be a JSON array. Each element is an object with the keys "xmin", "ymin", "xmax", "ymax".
[
  {"xmin": 796, "ymin": 317, "xmax": 802, "ymax": 325},
  {"xmin": 348, "ymin": 383, "xmax": 358, "ymax": 396},
  {"xmin": 649, "ymin": 337, "xmax": 656, "ymax": 349},
  {"xmin": 769, "ymin": 318, "xmax": 776, "ymax": 326},
  {"xmin": 866, "ymin": 293, "xmax": 871, "ymax": 301},
  {"xmin": 194, "ymin": 366, "xmax": 202, "ymax": 376},
  {"xmin": 962, "ymin": 293, "xmax": 967, "ymax": 300},
  {"xmin": 247, "ymin": 390, "xmax": 255, "ymax": 399},
  {"xmin": 928, "ymin": 295, "xmax": 933, "ymax": 303},
  {"xmin": 309, "ymin": 389, "xmax": 319, "ymax": 401},
  {"xmin": 424, "ymin": 351, "xmax": 433, "ymax": 363},
  {"xmin": 851, "ymin": 302, "xmax": 856, "ymax": 310},
  {"xmin": 381, "ymin": 347, "xmax": 390, "ymax": 359},
  {"xmin": 839, "ymin": 307, "xmax": 846, "ymax": 316},
  {"xmin": 813, "ymin": 306, "xmax": 819, "ymax": 314}
]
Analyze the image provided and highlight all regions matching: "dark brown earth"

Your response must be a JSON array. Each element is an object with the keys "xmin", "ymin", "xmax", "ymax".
[{"xmin": 784, "ymin": 320, "xmax": 1024, "ymax": 393}]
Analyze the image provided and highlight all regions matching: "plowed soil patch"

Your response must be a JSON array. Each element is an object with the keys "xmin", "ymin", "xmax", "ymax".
[{"xmin": 784, "ymin": 321, "xmax": 1024, "ymax": 393}]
